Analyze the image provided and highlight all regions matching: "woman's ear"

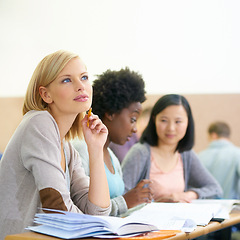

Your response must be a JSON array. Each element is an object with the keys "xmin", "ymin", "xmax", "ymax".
[
  {"xmin": 39, "ymin": 86, "xmax": 53, "ymax": 104},
  {"xmin": 105, "ymin": 112, "xmax": 115, "ymax": 121}
]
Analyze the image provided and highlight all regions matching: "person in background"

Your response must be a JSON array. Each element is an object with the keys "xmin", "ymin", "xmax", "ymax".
[
  {"xmin": 122, "ymin": 94, "xmax": 222, "ymax": 203},
  {"xmin": 0, "ymin": 152, "xmax": 2, "ymax": 160},
  {"xmin": 198, "ymin": 121, "xmax": 240, "ymax": 199},
  {"xmin": 0, "ymin": 50, "xmax": 110, "ymax": 239},
  {"xmin": 109, "ymin": 106, "xmax": 152, "ymax": 163},
  {"xmin": 72, "ymin": 67, "xmax": 153, "ymax": 216}
]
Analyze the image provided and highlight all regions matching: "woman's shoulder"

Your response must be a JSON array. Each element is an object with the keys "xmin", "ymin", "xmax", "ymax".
[
  {"xmin": 23, "ymin": 110, "xmax": 56, "ymax": 127},
  {"xmin": 122, "ymin": 142, "xmax": 150, "ymax": 166},
  {"xmin": 130, "ymin": 142, "xmax": 150, "ymax": 152},
  {"xmin": 181, "ymin": 149, "xmax": 199, "ymax": 165},
  {"xmin": 21, "ymin": 110, "xmax": 60, "ymax": 142},
  {"xmin": 181, "ymin": 149, "xmax": 197, "ymax": 158},
  {"xmin": 130, "ymin": 142, "xmax": 151, "ymax": 159}
]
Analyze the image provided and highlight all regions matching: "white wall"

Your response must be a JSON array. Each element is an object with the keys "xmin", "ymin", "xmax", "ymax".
[{"xmin": 0, "ymin": 0, "xmax": 240, "ymax": 97}]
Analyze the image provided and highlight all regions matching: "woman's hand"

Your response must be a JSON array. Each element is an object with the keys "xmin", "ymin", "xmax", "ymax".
[
  {"xmin": 155, "ymin": 191, "xmax": 198, "ymax": 203},
  {"xmin": 81, "ymin": 113, "xmax": 108, "ymax": 150},
  {"xmin": 123, "ymin": 179, "xmax": 153, "ymax": 209}
]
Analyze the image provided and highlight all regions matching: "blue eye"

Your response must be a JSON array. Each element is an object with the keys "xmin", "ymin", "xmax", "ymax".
[
  {"xmin": 82, "ymin": 75, "xmax": 88, "ymax": 81},
  {"xmin": 62, "ymin": 78, "xmax": 71, "ymax": 83}
]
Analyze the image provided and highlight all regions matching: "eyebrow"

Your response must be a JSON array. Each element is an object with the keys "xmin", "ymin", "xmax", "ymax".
[
  {"xmin": 160, "ymin": 116, "xmax": 183, "ymax": 119},
  {"xmin": 133, "ymin": 109, "xmax": 141, "ymax": 114},
  {"xmin": 58, "ymin": 74, "xmax": 71, "ymax": 78},
  {"xmin": 58, "ymin": 72, "xmax": 88, "ymax": 79},
  {"xmin": 80, "ymin": 72, "xmax": 88, "ymax": 75}
]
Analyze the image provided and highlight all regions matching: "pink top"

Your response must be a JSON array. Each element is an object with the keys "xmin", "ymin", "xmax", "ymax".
[{"xmin": 149, "ymin": 153, "xmax": 185, "ymax": 200}]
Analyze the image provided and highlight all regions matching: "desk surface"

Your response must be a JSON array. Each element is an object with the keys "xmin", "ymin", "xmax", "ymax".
[{"xmin": 5, "ymin": 213, "xmax": 240, "ymax": 240}]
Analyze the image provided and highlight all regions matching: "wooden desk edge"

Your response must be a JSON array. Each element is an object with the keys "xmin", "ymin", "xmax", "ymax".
[
  {"xmin": 5, "ymin": 213, "xmax": 240, "ymax": 240},
  {"xmin": 167, "ymin": 213, "xmax": 240, "ymax": 240}
]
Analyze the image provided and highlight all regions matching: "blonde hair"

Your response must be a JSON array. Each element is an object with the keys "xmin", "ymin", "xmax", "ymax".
[{"xmin": 23, "ymin": 50, "xmax": 84, "ymax": 141}]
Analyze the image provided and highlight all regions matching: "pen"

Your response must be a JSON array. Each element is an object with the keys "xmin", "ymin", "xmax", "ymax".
[{"xmin": 87, "ymin": 108, "xmax": 92, "ymax": 127}]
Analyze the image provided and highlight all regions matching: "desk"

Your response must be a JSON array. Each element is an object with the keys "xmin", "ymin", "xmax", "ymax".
[{"xmin": 5, "ymin": 213, "xmax": 240, "ymax": 240}]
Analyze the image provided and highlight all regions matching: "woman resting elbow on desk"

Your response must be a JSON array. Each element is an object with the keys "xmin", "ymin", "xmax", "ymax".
[
  {"xmin": 0, "ymin": 50, "xmax": 110, "ymax": 240},
  {"xmin": 72, "ymin": 68, "xmax": 153, "ymax": 216},
  {"xmin": 122, "ymin": 94, "xmax": 223, "ymax": 203}
]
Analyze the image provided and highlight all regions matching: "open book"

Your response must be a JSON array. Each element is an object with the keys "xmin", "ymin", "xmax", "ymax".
[{"xmin": 27, "ymin": 208, "xmax": 159, "ymax": 239}]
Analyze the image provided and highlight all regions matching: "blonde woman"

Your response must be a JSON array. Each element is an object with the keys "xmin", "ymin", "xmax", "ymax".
[{"xmin": 0, "ymin": 50, "xmax": 110, "ymax": 239}]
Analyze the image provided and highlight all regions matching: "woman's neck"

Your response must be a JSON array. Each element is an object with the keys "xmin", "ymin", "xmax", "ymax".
[
  {"xmin": 154, "ymin": 147, "xmax": 178, "ymax": 159},
  {"xmin": 151, "ymin": 144, "xmax": 179, "ymax": 172},
  {"xmin": 103, "ymin": 147, "xmax": 115, "ymax": 174},
  {"xmin": 49, "ymin": 110, "xmax": 77, "ymax": 140},
  {"xmin": 157, "ymin": 142, "xmax": 177, "ymax": 156}
]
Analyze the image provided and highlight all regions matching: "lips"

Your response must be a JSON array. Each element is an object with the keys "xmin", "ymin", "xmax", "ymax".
[
  {"xmin": 126, "ymin": 135, "xmax": 132, "ymax": 141},
  {"xmin": 166, "ymin": 134, "xmax": 175, "ymax": 138},
  {"xmin": 74, "ymin": 94, "xmax": 89, "ymax": 102}
]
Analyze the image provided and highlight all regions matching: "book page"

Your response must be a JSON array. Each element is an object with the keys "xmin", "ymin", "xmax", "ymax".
[
  {"xmin": 127, "ymin": 202, "xmax": 221, "ymax": 227},
  {"xmin": 192, "ymin": 199, "xmax": 240, "ymax": 219}
]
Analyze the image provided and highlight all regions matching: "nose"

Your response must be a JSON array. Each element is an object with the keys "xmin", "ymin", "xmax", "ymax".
[
  {"xmin": 167, "ymin": 121, "xmax": 175, "ymax": 131},
  {"xmin": 75, "ymin": 79, "xmax": 85, "ymax": 91},
  {"xmin": 132, "ymin": 123, "xmax": 137, "ymax": 133}
]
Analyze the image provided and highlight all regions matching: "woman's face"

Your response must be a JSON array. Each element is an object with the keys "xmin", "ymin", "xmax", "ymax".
[
  {"xmin": 155, "ymin": 105, "xmax": 188, "ymax": 147},
  {"xmin": 107, "ymin": 102, "xmax": 142, "ymax": 145},
  {"xmin": 41, "ymin": 57, "xmax": 92, "ymax": 117}
]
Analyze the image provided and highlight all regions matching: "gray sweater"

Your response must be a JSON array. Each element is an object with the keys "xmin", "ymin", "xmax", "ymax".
[
  {"xmin": 122, "ymin": 142, "xmax": 223, "ymax": 199},
  {"xmin": 0, "ymin": 110, "xmax": 110, "ymax": 239}
]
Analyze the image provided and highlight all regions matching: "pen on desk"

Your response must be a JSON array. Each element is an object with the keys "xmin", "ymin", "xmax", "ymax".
[
  {"xmin": 211, "ymin": 217, "xmax": 225, "ymax": 223},
  {"xmin": 87, "ymin": 108, "xmax": 92, "ymax": 127}
]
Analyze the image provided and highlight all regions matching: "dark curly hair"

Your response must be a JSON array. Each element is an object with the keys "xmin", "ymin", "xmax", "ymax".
[{"xmin": 92, "ymin": 67, "xmax": 146, "ymax": 119}]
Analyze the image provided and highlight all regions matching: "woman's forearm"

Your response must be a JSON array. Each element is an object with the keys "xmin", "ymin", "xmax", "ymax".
[{"xmin": 88, "ymin": 148, "xmax": 110, "ymax": 208}]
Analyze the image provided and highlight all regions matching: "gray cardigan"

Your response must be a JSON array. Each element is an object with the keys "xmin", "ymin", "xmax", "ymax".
[
  {"xmin": 122, "ymin": 142, "xmax": 223, "ymax": 199},
  {"xmin": 0, "ymin": 110, "xmax": 110, "ymax": 240}
]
